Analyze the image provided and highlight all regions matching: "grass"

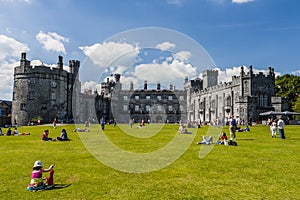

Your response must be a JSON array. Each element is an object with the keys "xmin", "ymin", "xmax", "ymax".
[{"xmin": 0, "ymin": 123, "xmax": 299, "ymax": 199}]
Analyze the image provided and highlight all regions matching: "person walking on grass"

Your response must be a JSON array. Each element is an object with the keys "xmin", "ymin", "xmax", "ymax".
[{"xmin": 277, "ymin": 117, "xmax": 285, "ymax": 139}]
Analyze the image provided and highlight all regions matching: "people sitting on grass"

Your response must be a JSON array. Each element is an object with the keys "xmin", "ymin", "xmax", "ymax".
[
  {"xmin": 12, "ymin": 127, "xmax": 19, "ymax": 136},
  {"xmin": 5, "ymin": 128, "xmax": 12, "ymax": 136},
  {"xmin": 178, "ymin": 124, "xmax": 192, "ymax": 134},
  {"xmin": 27, "ymin": 160, "xmax": 55, "ymax": 191},
  {"xmin": 56, "ymin": 129, "xmax": 70, "ymax": 141},
  {"xmin": 42, "ymin": 130, "xmax": 52, "ymax": 141},
  {"xmin": 197, "ymin": 136, "xmax": 213, "ymax": 145},
  {"xmin": 217, "ymin": 132, "xmax": 228, "ymax": 145}
]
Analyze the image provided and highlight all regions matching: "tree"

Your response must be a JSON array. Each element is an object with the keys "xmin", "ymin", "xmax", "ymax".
[
  {"xmin": 275, "ymin": 74, "xmax": 300, "ymax": 111},
  {"xmin": 293, "ymin": 94, "xmax": 300, "ymax": 120}
]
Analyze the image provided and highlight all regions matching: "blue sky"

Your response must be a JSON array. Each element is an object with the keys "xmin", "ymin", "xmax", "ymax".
[{"xmin": 0, "ymin": 0, "xmax": 299, "ymax": 100}]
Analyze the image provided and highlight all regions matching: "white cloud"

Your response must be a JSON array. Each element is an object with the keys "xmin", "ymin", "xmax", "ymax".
[
  {"xmin": 0, "ymin": 35, "xmax": 30, "ymax": 100},
  {"xmin": 123, "ymin": 59, "xmax": 197, "ymax": 90},
  {"xmin": 232, "ymin": 0, "xmax": 254, "ymax": 4},
  {"xmin": 0, "ymin": 0, "xmax": 32, "ymax": 4},
  {"xmin": 81, "ymin": 81, "xmax": 101, "ymax": 93},
  {"xmin": 173, "ymin": 51, "xmax": 192, "ymax": 62},
  {"xmin": 292, "ymin": 69, "xmax": 300, "ymax": 76},
  {"xmin": 0, "ymin": 34, "xmax": 30, "ymax": 60},
  {"xmin": 79, "ymin": 41, "xmax": 139, "ymax": 68},
  {"xmin": 36, "ymin": 31, "xmax": 69, "ymax": 54},
  {"xmin": 155, "ymin": 42, "xmax": 176, "ymax": 51}
]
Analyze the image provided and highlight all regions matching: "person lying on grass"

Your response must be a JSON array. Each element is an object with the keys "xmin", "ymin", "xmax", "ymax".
[
  {"xmin": 27, "ymin": 160, "xmax": 55, "ymax": 191},
  {"xmin": 178, "ymin": 124, "xmax": 192, "ymax": 134},
  {"xmin": 197, "ymin": 136, "xmax": 213, "ymax": 145}
]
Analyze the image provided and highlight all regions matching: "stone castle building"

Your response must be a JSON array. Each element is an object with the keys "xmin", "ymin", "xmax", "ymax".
[
  {"xmin": 11, "ymin": 52, "xmax": 286, "ymax": 126},
  {"xmin": 95, "ymin": 74, "xmax": 187, "ymax": 124},
  {"xmin": 186, "ymin": 66, "xmax": 285, "ymax": 124},
  {"xmin": 12, "ymin": 53, "xmax": 80, "ymax": 126}
]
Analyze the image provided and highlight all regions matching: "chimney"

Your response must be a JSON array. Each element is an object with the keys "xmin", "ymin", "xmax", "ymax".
[
  {"xmin": 58, "ymin": 55, "xmax": 63, "ymax": 70},
  {"xmin": 144, "ymin": 81, "xmax": 147, "ymax": 90},
  {"xmin": 130, "ymin": 81, "xmax": 134, "ymax": 90},
  {"xmin": 169, "ymin": 83, "xmax": 173, "ymax": 90},
  {"xmin": 157, "ymin": 82, "xmax": 161, "ymax": 90}
]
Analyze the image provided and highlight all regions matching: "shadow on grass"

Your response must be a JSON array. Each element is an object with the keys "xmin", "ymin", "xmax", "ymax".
[
  {"xmin": 237, "ymin": 138, "xmax": 254, "ymax": 140},
  {"xmin": 47, "ymin": 184, "xmax": 71, "ymax": 190},
  {"xmin": 290, "ymin": 137, "xmax": 300, "ymax": 140}
]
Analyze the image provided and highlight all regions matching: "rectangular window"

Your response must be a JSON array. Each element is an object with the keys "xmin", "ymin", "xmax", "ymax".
[
  {"xmin": 146, "ymin": 96, "xmax": 150, "ymax": 100},
  {"xmin": 179, "ymin": 96, "xmax": 184, "ymax": 100},
  {"xmin": 135, "ymin": 105, "xmax": 139, "ymax": 111},
  {"xmin": 135, "ymin": 96, "xmax": 139, "ymax": 100},
  {"xmin": 123, "ymin": 105, "xmax": 128, "ymax": 111},
  {"xmin": 168, "ymin": 105, "xmax": 173, "ymax": 111},
  {"xmin": 51, "ymin": 93, "xmax": 56, "ymax": 100},
  {"xmin": 29, "ymin": 91, "xmax": 35, "ymax": 100},
  {"xmin": 29, "ymin": 78, "xmax": 35, "ymax": 84},
  {"xmin": 13, "ymin": 92, "xmax": 16, "ymax": 100},
  {"xmin": 168, "ymin": 96, "xmax": 173, "ymax": 100},
  {"xmin": 180, "ymin": 105, "xmax": 184, "ymax": 111},
  {"xmin": 146, "ymin": 105, "xmax": 150, "ymax": 111},
  {"xmin": 20, "ymin": 103, "xmax": 26, "ymax": 110},
  {"xmin": 157, "ymin": 105, "xmax": 162, "ymax": 111},
  {"xmin": 157, "ymin": 96, "xmax": 162, "ymax": 100},
  {"xmin": 123, "ymin": 96, "xmax": 128, "ymax": 101}
]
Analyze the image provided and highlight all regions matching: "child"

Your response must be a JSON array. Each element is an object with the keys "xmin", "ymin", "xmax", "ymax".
[
  {"xmin": 27, "ymin": 160, "xmax": 55, "ymax": 191},
  {"xmin": 270, "ymin": 121, "xmax": 277, "ymax": 138}
]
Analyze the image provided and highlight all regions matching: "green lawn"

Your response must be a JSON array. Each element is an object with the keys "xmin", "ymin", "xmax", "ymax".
[{"xmin": 0, "ymin": 124, "xmax": 299, "ymax": 199}]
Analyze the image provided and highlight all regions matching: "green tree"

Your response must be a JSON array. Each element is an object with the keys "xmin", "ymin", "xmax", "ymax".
[
  {"xmin": 293, "ymin": 94, "xmax": 300, "ymax": 120},
  {"xmin": 275, "ymin": 74, "xmax": 300, "ymax": 111}
]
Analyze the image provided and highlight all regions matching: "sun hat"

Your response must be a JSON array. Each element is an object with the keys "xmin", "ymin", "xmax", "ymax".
[{"xmin": 33, "ymin": 160, "xmax": 43, "ymax": 168}]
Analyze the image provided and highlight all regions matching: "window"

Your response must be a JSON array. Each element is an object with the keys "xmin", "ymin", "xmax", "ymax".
[
  {"xmin": 13, "ymin": 92, "xmax": 16, "ymax": 100},
  {"xmin": 123, "ymin": 96, "xmax": 128, "ymax": 101},
  {"xmin": 135, "ymin": 105, "xmax": 139, "ymax": 111},
  {"xmin": 179, "ymin": 96, "xmax": 184, "ymax": 100},
  {"xmin": 20, "ymin": 103, "xmax": 26, "ymax": 110},
  {"xmin": 135, "ymin": 96, "xmax": 139, "ymax": 100},
  {"xmin": 146, "ymin": 105, "xmax": 150, "ymax": 111},
  {"xmin": 168, "ymin": 105, "xmax": 173, "ymax": 111},
  {"xmin": 168, "ymin": 96, "xmax": 173, "ymax": 100},
  {"xmin": 157, "ymin": 105, "xmax": 162, "ymax": 111},
  {"xmin": 180, "ymin": 105, "xmax": 184, "ymax": 111},
  {"xmin": 51, "ymin": 81, "xmax": 57, "ymax": 88},
  {"xmin": 29, "ymin": 78, "xmax": 35, "ymax": 84},
  {"xmin": 146, "ymin": 96, "xmax": 150, "ymax": 100},
  {"xmin": 29, "ymin": 91, "xmax": 35, "ymax": 100},
  {"xmin": 157, "ymin": 96, "xmax": 162, "ymax": 100},
  {"xmin": 51, "ymin": 93, "xmax": 56, "ymax": 100},
  {"xmin": 123, "ymin": 105, "xmax": 128, "ymax": 111}
]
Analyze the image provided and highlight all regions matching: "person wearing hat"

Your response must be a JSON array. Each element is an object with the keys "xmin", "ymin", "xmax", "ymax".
[{"xmin": 27, "ymin": 160, "xmax": 55, "ymax": 191}]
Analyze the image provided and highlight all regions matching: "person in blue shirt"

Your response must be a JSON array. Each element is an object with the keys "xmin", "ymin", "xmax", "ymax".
[{"xmin": 56, "ymin": 129, "xmax": 69, "ymax": 141}]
